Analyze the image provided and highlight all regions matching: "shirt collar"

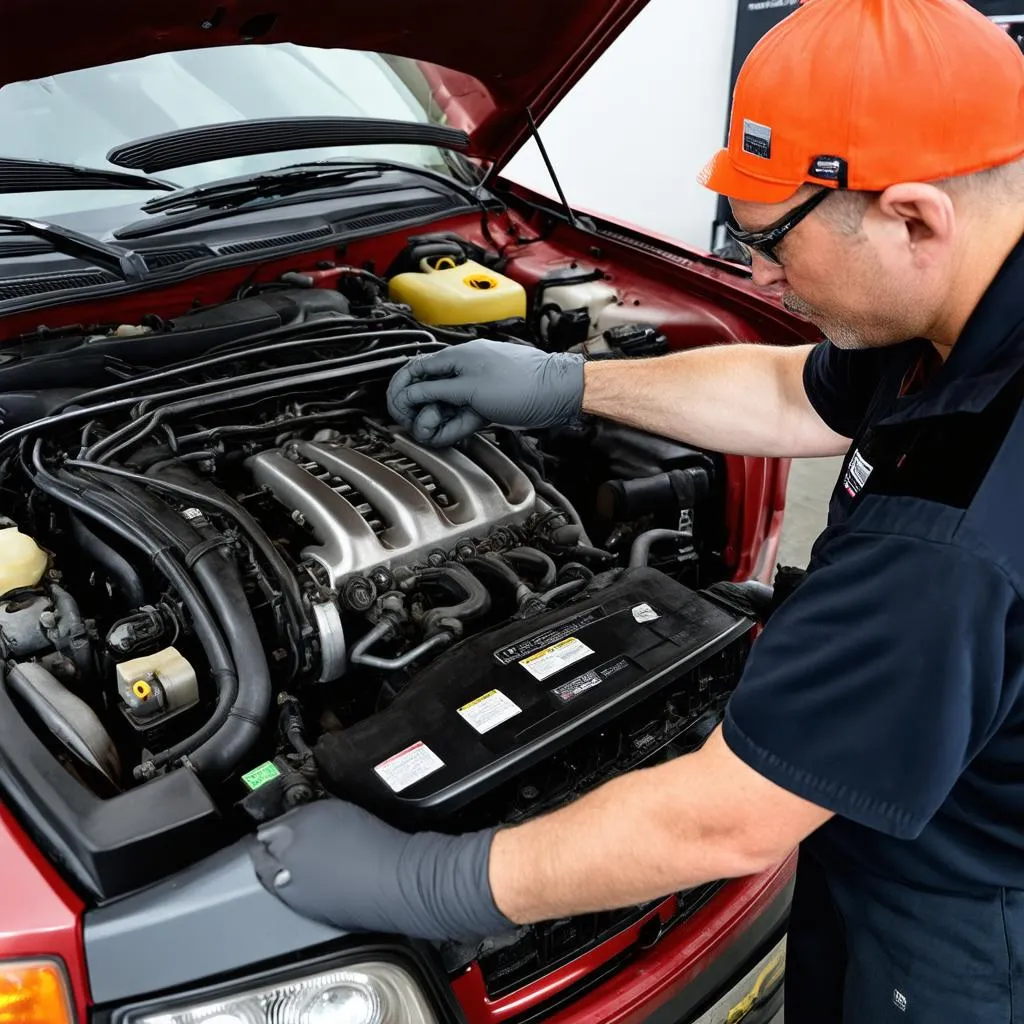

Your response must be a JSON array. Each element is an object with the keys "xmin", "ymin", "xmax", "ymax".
[{"xmin": 881, "ymin": 232, "xmax": 1024, "ymax": 425}]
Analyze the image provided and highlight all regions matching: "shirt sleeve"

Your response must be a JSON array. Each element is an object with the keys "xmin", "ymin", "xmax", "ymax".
[
  {"xmin": 723, "ymin": 529, "xmax": 1020, "ymax": 839},
  {"xmin": 802, "ymin": 341, "xmax": 896, "ymax": 439}
]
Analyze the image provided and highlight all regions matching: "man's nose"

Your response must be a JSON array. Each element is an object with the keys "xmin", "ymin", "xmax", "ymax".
[{"xmin": 750, "ymin": 254, "xmax": 788, "ymax": 289}]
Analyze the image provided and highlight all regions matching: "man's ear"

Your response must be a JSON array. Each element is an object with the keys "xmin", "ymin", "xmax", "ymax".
[{"xmin": 875, "ymin": 183, "xmax": 955, "ymax": 265}]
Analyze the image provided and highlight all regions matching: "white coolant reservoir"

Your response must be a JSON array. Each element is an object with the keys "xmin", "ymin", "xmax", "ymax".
[
  {"xmin": 116, "ymin": 646, "xmax": 199, "ymax": 723},
  {"xmin": 536, "ymin": 269, "xmax": 620, "ymax": 345},
  {"xmin": 0, "ymin": 526, "xmax": 48, "ymax": 596}
]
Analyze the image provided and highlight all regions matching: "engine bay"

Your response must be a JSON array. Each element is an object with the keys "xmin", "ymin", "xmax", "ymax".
[{"xmin": 0, "ymin": 234, "xmax": 755, "ymax": 934}]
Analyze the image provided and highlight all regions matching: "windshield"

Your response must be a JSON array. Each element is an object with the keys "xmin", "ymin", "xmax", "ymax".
[{"xmin": 0, "ymin": 44, "xmax": 477, "ymax": 219}]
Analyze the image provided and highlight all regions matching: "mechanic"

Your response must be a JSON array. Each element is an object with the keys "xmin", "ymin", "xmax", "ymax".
[{"xmin": 252, "ymin": 1, "xmax": 1024, "ymax": 1020}]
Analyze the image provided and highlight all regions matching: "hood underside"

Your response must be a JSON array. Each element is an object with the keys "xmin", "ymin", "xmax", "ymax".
[{"xmin": 2, "ymin": 0, "xmax": 651, "ymax": 171}]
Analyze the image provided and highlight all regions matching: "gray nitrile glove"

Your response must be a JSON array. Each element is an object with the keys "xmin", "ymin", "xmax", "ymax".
[
  {"xmin": 250, "ymin": 799, "xmax": 516, "ymax": 942},
  {"xmin": 386, "ymin": 339, "xmax": 585, "ymax": 447}
]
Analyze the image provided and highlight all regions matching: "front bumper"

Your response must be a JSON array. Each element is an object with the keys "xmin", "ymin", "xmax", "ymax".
[{"xmin": 453, "ymin": 851, "xmax": 796, "ymax": 1024}]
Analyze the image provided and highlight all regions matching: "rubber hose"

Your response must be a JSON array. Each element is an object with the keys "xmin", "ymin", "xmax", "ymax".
[
  {"xmin": 521, "ymin": 467, "xmax": 594, "ymax": 548},
  {"xmin": 68, "ymin": 512, "xmax": 146, "ymax": 606},
  {"xmin": 504, "ymin": 548, "xmax": 557, "ymax": 590},
  {"xmin": 628, "ymin": 529, "xmax": 692, "ymax": 570},
  {"xmin": 350, "ymin": 616, "xmax": 453, "ymax": 671},
  {"xmin": 414, "ymin": 564, "xmax": 492, "ymax": 636},
  {"xmin": 538, "ymin": 579, "xmax": 588, "ymax": 606}
]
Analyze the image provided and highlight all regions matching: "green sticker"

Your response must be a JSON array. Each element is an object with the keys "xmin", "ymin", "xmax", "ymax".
[{"xmin": 242, "ymin": 761, "xmax": 281, "ymax": 791}]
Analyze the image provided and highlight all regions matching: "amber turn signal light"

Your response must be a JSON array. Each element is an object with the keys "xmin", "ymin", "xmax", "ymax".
[{"xmin": 0, "ymin": 960, "xmax": 74, "ymax": 1024}]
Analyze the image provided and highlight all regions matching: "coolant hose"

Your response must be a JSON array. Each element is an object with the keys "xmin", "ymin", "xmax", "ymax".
[
  {"xmin": 628, "ymin": 529, "xmax": 692, "ymax": 569},
  {"xmin": 412, "ymin": 564, "xmax": 491, "ymax": 637},
  {"xmin": 69, "ymin": 513, "xmax": 146, "ymax": 606},
  {"xmin": 538, "ymin": 578, "xmax": 589, "ymax": 606},
  {"xmin": 519, "ymin": 462, "xmax": 594, "ymax": 548},
  {"xmin": 503, "ymin": 548, "xmax": 557, "ymax": 590},
  {"xmin": 184, "ymin": 549, "xmax": 273, "ymax": 777}
]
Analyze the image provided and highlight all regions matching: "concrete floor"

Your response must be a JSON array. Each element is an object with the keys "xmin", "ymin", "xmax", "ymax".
[{"xmin": 776, "ymin": 457, "xmax": 844, "ymax": 568}]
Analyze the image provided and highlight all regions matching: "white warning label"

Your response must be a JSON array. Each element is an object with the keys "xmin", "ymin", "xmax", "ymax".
[
  {"xmin": 632, "ymin": 603, "xmax": 660, "ymax": 623},
  {"xmin": 458, "ymin": 690, "xmax": 522, "ymax": 734},
  {"xmin": 373, "ymin": 741, "xmax": 444, "ymax": 793},
  {"xmin": 519, "ymin": 636, "xmax": 594, "ymax": 682}
]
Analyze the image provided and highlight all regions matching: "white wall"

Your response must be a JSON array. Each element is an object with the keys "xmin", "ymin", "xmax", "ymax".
[{"xmin": 504, "ymin": 0, "xmax": 738, "ymax": 253}]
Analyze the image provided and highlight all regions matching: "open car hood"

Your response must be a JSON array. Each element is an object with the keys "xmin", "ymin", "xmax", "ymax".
[{"xmin": 3, "ymin": 0, "xmax": 651, "ymax": 172}]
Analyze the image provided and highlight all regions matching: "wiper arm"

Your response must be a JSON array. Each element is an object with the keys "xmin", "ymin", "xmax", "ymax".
[
  {"xmin": 0, "ymin": 157, "xmax": 175, "ymax": 195},
  {"xmin": 0, "ymin": 216, "xmax": 147, "ymax": 282},
  {"xmin": 139, "ymin": 164, "xmax": 384, "ymax": 216},
  {"xmin": 115, "ymin": 159, "xmax": 491, "ymax": 241},
  {"xmin": 107, "ymin": 116, "xmax": 471, "ymax": 174}
]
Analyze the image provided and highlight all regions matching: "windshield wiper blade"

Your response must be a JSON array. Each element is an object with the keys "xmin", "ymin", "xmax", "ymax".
[
  {"xmin": 107, "ymin": 116, "xmax": 471, "ymax": 174},
  {"xmin": 139, "ymin": 164, "xmax": 384, "ymax": 216},
  {"xmin": 0, "ymin": 157, "xmax": 175, "ymax": 195},
  {"xmin": 116, "ymin": 158, "xmax": 489, "ymax": 241},
  {"xmin": 0, "ymin": 216, "xmax": 146, "ymax": 282}
]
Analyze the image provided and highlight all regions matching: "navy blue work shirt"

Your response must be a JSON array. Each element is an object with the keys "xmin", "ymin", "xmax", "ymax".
[{"xmin": 723, "ymin": 236, "xmax": 1024, "ymax": 1023}]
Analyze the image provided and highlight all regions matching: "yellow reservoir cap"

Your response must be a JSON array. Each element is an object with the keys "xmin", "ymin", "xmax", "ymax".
[
  {"xmin": 0, "ymin": 960, "xmax": 75, "ymax": 1024},
  {"xmin": 388, "ymin": 258, "xmax": 526, "ymax": 326},
  {"xmin": 0, "ymin": 527, "xmax": 47, "ymax": 598}
]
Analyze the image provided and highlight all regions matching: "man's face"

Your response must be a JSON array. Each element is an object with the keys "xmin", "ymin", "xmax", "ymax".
[{"xmin": 730, "ymin": 188, "xmax": 951, "ymax": 350}]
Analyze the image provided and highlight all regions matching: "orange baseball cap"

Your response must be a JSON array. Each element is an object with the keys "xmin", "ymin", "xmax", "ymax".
[{"xmin": 700, "ymin": 0, "xmax": 1024, "ymax": 204}]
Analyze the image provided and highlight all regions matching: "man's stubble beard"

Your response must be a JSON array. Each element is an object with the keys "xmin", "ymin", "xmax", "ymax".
[{"xmin": 783, "ymin": 290, "xmax": 867, "ymax": 350}]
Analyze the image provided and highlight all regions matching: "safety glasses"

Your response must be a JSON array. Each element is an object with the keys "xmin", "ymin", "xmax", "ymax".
[{"xmin": 727, "ymin": 187, "xmax": 832, "ymax": 266}]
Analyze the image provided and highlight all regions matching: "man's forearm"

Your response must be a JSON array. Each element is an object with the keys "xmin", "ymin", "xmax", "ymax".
[
  {"xmin": 582, "ymin": 342, "xmax": 850, "ymax": 459},
  {"xmin": 487, "ymin": 729, "xmax": 825, "ymax": 925}
]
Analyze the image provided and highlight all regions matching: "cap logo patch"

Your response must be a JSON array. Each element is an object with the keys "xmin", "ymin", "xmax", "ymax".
[
  {"xmin": 742, "ymin": 119, "xmax": 773, "ymax": 160},
  {"xmin": 809, "ymin": 155, "xmax": 849, "ymax": 188}
]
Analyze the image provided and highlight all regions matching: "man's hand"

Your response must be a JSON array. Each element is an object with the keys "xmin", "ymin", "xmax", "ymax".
[
  {"xmin": 250, "ymin": 799, "xmax": 515, "ymax": 941},
  {"xmin": 386, "ymin": 339, "xmax": 585, "ymax": 447}
]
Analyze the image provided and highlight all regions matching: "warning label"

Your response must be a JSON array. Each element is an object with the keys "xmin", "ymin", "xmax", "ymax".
[
  {"xmin": 519, "ymin": 637, "xmax": 594, "ymax": 682},
  {"xmin": 552, "ymin": 657, "xmax": 631, "ymax": 703},
  {"xmin": 374, "ymin": 741, "xmax": 444, "ymax": 793},
  {"xmin": 458, "ymin": 690, "xmax": 522, "ymax": 734},
  {"xmin": 494, "ymin": 608, "xmax": 605, "ymax": 665}
]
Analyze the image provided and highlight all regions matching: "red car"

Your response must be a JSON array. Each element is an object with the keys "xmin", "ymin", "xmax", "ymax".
[{"xmin": 0, "ymin": 3, "xmax": 818, "ymax": 1022}]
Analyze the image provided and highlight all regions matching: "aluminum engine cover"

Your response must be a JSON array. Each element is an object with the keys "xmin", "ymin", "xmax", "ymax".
[{"xmin": 248, "ymin": 432, "xmax": 536, "ymax": 584}]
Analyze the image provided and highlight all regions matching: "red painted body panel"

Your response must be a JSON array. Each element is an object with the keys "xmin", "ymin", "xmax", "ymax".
[
  {"xmin": 0, "ymin": 807, "xmax": 90, "ymax": 1021},
  {"xmin": 453, "ymin": 855, "xmax": 796, "ymax": 1024}
]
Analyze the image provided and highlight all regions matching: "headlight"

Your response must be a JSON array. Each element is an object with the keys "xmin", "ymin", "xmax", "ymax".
[{"xmin": 123, "ymin": 961, "xmax": 438, "ymax": 1024}]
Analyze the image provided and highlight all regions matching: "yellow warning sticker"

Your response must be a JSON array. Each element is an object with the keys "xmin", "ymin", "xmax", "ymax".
[
  {"xmin": 519, "ymin": 636, "xmax": 594, "ymax": 682},
  {"xmin": 458, "ymin": 689, "xmax": 522, "ymax": 734}
]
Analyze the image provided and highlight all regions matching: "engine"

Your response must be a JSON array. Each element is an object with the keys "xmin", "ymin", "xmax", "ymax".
[{"xmin": 0, "ymin": 254, "xmax": 753, "ymax": 958}]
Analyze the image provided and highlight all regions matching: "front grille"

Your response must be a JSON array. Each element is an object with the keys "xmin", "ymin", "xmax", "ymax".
[
  {"xmin": 480, "ymin": 882, "xmax": 724, "ymax": 1003},
  {"xmin": 445, "ymin": 633, "xmax": 752, "ymax": 1001}
]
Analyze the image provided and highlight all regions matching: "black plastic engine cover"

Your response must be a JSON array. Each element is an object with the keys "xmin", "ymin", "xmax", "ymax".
[{"xmin": 315, "ymin": 568, "xmax": 750, "ymax": 828}]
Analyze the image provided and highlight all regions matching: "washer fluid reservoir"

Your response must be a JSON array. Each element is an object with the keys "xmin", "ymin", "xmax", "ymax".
[{"xmin": 388, "ymin": 256, "xmax": 526, "ymax": 326}]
